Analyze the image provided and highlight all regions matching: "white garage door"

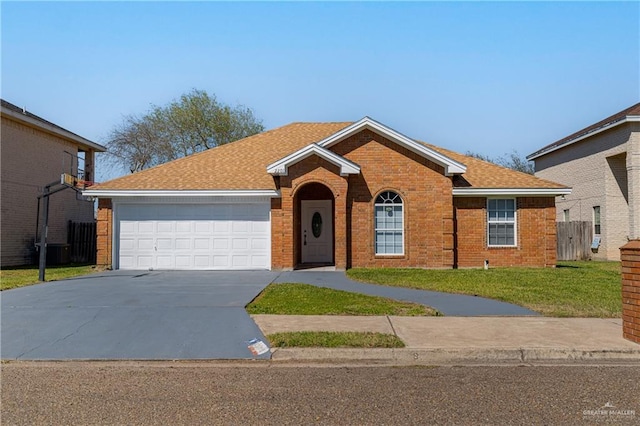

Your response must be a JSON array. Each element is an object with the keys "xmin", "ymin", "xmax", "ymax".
[{"xmin": 117, "ymin": 203, "xmax": 270, "ymax": 270}]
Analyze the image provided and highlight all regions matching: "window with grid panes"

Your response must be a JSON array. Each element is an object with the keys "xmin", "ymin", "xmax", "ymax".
[
  {"xmin": 487, "ymin": 198, "xmax": 516, "ymax": 246},
  {"xmin": 374, "ymin": 191, "xmax": 404, "ymax": 255}
]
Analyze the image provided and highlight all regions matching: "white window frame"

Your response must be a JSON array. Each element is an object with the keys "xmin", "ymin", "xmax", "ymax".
[
  {"xmin": 563, "ymin": 209, "xmax": 570, "ymax": 222},
  {"xmin": 374, "ymin": 191, "xmax": 405, "ymax": 256},
  {"xmin": 487, "ymin": 198, "xmax": 517, "ymax": 247}
]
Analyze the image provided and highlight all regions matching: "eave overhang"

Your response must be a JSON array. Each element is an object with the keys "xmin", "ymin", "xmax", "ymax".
[
  {"xmin": 1, "ymin": 105, "xmax": 107, "ymax": 152},
  {"xmin": 82, "ymin": 189, "xmax": 281, "ymax": 198},
  {"xmin": 527, "ymin": 116, "xmax": 640, "ymax": 161},
  {"xmin": 452, "ymin": 188, "xmax": 572, "ymax": 197},
  {"xmin": 267, "ymin": 143, "xmax": 361, "ymax": 176}
]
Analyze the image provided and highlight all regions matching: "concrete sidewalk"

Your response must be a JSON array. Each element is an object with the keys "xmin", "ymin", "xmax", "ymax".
[{"xmin": 252, "ymin": 315, "xmax": 640, "ymax": 364}]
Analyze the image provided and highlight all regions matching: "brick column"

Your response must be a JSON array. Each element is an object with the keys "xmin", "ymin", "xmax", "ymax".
[
  {"xmin": 621, "ymin": 240, "xmax": 640, "ymax": 344},
  {"xmin": 627, "ymin": 133, "xmax": 640, "ymax": 239},
  {"xmin": 334, "ymin": 192, "xmax": 347, "ymax": 270}
]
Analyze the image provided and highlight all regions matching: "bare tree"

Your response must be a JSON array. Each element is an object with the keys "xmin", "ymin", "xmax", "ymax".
[
  {"xmin": 465, "ymin": 150, "xmax": 534, "ymax": 175},
  {"xmin": 106, "ymin": 89, "xmax": 264, "ymax": 173}
]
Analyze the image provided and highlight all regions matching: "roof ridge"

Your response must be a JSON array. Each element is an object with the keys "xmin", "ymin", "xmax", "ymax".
[
  {"xmin": 92, "ymin": 121, "xmax": 353, "ymax": 189},
  {"xmin": 1, "ymin": 98, "xmax": 89, "ymax": 142},
  {"xmin": 529, "ymin": 101, "xmax": 640, "ymax": 158}
]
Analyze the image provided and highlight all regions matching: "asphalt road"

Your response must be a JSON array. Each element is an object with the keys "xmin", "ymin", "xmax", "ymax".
[{"xmin": 2, "ymin": 363, "xmax": 638, "ymax": 425}]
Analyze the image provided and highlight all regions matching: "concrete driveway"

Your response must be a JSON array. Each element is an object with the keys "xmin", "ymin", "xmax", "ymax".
[{"xmin": 1, "ymin": 271, "xmax": 279, "ymax": 360}]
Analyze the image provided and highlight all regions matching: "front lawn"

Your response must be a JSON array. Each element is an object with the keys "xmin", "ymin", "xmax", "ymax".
[
  {"xmin": 347, "ymin": 261, "xmax": 621, "ymax": 318},
  {"xmin": 246, "ymin": 283, "xmax": 439, "ymax": 316},
  {"xmin": 0, "ymin": 265, "xmax": 100, "ymax": 291},
  {"xmin": 267, "ymin": 331, "xmax": 405, "ymax": 348}
]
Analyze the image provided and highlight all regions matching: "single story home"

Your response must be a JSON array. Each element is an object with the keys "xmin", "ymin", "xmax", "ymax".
[{"xmin": 84, "ymin": 117, "xmax": 570, "ymax": 270}]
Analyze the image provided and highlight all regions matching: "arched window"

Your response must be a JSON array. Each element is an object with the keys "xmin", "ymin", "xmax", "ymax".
[{"xmin": 374, "ymin": 191, "xmax": 404, "ymax": 255}]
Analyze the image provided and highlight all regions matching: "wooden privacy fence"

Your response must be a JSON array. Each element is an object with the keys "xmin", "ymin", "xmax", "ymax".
[
  {"xmin": 67, "ymin": 221, "xmax": 97, "ymax": 264},
  {"xmin": 556, "ymin": 221, "xmax": 592, "ymax": 261}
]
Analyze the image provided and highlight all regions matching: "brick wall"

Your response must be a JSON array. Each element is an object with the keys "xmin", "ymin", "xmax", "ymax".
[
  {"xmin": 275, "ymin": 129, "xmax": 456, "ymax": 269},
  {"xmin": 621, "ymin": 240, "xmax": 640, "ymax": 344},
  {"xmin": 276, "ymin": 157, "xmax": 349, "ymax": 269},
  {"xmin": 454, "ymin": 197, "xmax": 557, "ymax": 268},
  {"xmin": 1, "ymin": 116, "xmax": 96, "ymax": 266},
  {"xmin": 96, "ymin": 198, "xmax": 113, "ymax": 267}
]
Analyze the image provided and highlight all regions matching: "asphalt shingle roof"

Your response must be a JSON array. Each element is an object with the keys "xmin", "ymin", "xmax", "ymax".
[
  {"xmin": 528, "ymin": 102, "xmax": 640, "ymax": 159},
  {"xmin": 93, "ymin": 121, "xmax": 566, "ymax": 191}
]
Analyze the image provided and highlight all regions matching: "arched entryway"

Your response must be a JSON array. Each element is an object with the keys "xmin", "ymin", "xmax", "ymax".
[{"xmin": 294, "ymin": 182, "xmax": 335, "ymax": 268}]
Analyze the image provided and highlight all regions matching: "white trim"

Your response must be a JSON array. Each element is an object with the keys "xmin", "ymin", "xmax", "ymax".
[
  {"xmin": 1, "ymin": 105, "xmax": 107, "ymax": 152},
  {"xmin": 109, "ymin": 195, "xmax": 273, "ymax": 204},
  {"xmin": 487, "ymin": 197, "xmax": 517, "ymax": 248},
  {"xmin": 317, "ymin": 117, "xmax": 467, "ymax": 176},
  {"xmin": 267, "ymin": 143, "xmax": 361, "ymax": 176},
  {"xmin": 453, "ymin": 188, "xmax": 571, "ymax": 197},
  {"xmin": 527, "ymin": 116, "xmax": 640, "ymax": 160},
  {"xmin": 112, "ymin": 199, "xmax": 119, "ymax": 270},
  {"xmin": 593, "ymin": 205, "xmax": 601, "ymax": 236},
  {"xmin": 83, "ymin": 189, "xmax": 280, "ymax": 198}
]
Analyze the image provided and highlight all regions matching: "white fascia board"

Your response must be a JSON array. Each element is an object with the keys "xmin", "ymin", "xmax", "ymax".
[
  {"xmin": 1, "ymin": 106, "xmax": 107, "ymax": 152},
  {"xmin": 527, "ymin": 116, "xmax": 640, "ymax": 161},
  {"xmin": 453, "ymin": 188, "xmax": 572, "ymax": 197},
  {"xmin": 82, "ymin": 189, "xmax": 281, "ymax": 198},
  {"xmin": 317, "ymin": 116, "xmax": 467, "ymax": 176},
  {"xmin": 267, "ymin": 143, "xmax": 361, "ymax": 176}
]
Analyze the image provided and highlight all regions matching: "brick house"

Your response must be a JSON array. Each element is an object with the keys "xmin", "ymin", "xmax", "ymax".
[
  {"xmin": 1, "ymin": 99, "xmax": 106, "ymax": 266},
  {"xmin": 527, "ymin": 103, "xmax": 640, "ymax": 260},
  {"xmin": 85, "ymin": 117, "xmax": 569, "ymax": 271}
]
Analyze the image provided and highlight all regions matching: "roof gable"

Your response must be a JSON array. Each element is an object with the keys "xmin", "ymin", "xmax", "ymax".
[
  {"xmin": 85, "ymin": 120, "xmax": 568, "ymax": 197},
  {"xmin": 267, "ymin": 143, "xmax": 361, "ymax": 176},
  {"xmin": 317, "ymin": 117, "xmax": 467, "ymax": 176}
]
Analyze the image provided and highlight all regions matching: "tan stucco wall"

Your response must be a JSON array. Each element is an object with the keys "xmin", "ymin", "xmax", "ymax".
[
  {"xmin": 1, "ymin": 116, "xmax": 96, "ymax": 266},
  {"xmin": 534, "ymin": 122, "xmax": 640, "ymax": 260}
]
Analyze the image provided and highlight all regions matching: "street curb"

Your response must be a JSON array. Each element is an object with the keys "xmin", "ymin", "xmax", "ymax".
[{"xmin": 270, "ymin": 348, "xmax": 640, "ymax": 364}]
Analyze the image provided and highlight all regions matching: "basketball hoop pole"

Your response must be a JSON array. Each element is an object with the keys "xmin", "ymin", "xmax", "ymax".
[
  {"xmin": 37, "ymin": 175, "xmax": 81, "ymax": 281},
  {"xmin": 37, "ymin": 186, "xmax": 51, "ymax": 282}
]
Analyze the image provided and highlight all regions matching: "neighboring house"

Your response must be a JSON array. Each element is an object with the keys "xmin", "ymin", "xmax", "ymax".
[
  {"xmin": 527, "ymin": 103, "xmax": 640, "ymax": 261},
  {"xmin": 84, "ymin": 117, "xmax": 569, "ymax": 271},
  {"xmin": 1, "ymin": 99, "xmax": 106, "ymax": 267}
]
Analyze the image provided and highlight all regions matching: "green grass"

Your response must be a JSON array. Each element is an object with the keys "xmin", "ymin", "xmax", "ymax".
[
  {"xmin": 0, "ymin": 264, "xmax": 101, "ymax": 291},
  {"xmin": 267, "ymin": 331, "xmax": 405, "ymax": 348},
  {"xmin": 246, "ymin": 283, "xmax": 439, "ymax": 316},
  {"xmin": 347, "ymin": 261, "xmax": 622, "ymax": 318}
]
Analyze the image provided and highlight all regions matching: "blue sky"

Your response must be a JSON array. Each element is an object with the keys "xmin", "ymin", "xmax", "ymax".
[{"xmin": 2, "ymin": 1, "xmax": 639, "ymax": 181}]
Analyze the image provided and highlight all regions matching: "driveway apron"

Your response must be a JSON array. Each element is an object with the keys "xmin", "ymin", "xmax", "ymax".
[
  {"xmin": 1, "ymin": 271, "xmax": 278, "ymax": 360},
  {"xmin": 274, "ymin": 271, "xmax": 539, "ymax": 316}
]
